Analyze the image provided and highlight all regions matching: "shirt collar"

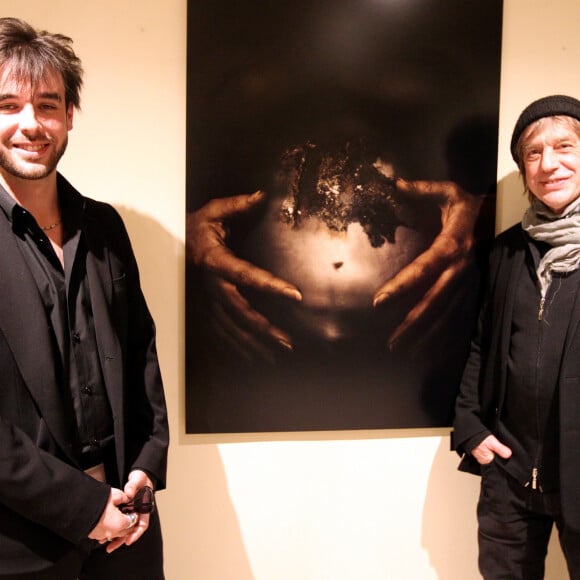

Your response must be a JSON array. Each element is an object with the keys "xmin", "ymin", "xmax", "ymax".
[
  {"xmin": 0, "ymin": 180, "xmax": 17, "ymax": 224},
  {"xmin": 0, "ymin": 181, "xmax": 37, "ymax": 238},
  {"xmin": 0, "ymin": 174, "xmax": 84, "ymax": 234}
]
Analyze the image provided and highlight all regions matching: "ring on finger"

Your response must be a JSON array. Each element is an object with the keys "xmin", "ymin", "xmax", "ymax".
[{"xmin": 126, "ymin": 512, "xmax": 138, "ymax": 528}]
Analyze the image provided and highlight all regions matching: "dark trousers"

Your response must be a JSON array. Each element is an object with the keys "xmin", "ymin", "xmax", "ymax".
[
  {"xmin": 478, "ymin": 461, "xmax": 580, "ymax": 580},
  {"xmin": 1, "ymin": 509, "xmax": 164, "ymax": 580}
]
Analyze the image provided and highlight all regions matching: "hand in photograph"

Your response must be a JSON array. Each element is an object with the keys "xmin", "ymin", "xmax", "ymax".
[
  {"xmin": 373, "ymin": 179, "xmax": 485, "ymax": 350},
  {"xmin": 186, "ymin": 192, "xmax": 302, "ymax": 362}
]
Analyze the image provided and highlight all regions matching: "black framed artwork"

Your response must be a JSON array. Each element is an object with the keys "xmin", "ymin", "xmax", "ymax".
[{"xmin": 186, "ymin": 0, "xmax": 503, "ymax": 433}]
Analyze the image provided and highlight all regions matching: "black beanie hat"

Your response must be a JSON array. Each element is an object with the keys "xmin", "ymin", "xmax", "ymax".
[{"xmin": 510, "ymin": 94, "xmax": 580, "ymax": 163}]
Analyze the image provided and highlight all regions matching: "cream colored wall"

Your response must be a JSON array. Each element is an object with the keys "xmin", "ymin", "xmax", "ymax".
[{"xmin": 2, "ymin": 1, "xmax": 578, "ymax": 578}]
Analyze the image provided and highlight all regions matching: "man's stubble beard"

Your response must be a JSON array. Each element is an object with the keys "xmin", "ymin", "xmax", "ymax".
[{"xmin": 0, "ymin": 136, "xmax": 68, "ymax": 181}]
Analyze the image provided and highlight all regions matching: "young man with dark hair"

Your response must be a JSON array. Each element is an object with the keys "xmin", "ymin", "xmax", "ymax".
[{"xmin": 0, "ymin": 17, "xmax": 168, "ymax": 579}]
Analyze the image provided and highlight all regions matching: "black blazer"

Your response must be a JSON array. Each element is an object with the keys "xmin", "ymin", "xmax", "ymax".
[
  {"xmin": 0, "ymin": 175, "xmax": 169, "ymax": 575},
  {"xmin": 453, "ymin": 223, "xmax": 580, "ymax": 529}
]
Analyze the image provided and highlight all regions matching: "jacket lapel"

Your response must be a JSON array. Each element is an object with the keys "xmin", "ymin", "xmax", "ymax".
[
  {"xmin": 0, "ymin": 218, "xmax": 79, "ymax": 463},
  {"xmin": 495, "ymin": 233, "xmax": 526, "ymax": 410},
  {"xmin": 562, "ymin": 275, "xmax": 580, "ymax": 360}
]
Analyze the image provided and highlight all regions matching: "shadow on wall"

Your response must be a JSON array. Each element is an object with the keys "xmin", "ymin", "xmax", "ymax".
[
  {"xmin": 115, "ymin": 206, "xmax": 184, "ymax": 315},
  {"xmin": 496, "ymin": 171, "xmax": 529, "ymax": 233},
  {"xmin": 422, "ymin": 438, "xmax": 568, "ymax": 579},
  {"xmin": 162, "ymin": 442, "xmax": 255, "ymax": 580},
  {"xmin": 421, "ymin": 437, "xmax": 479, "ymax": 578},
  {"xmin": 115, "ymin": 207, "xmax": 255, "ymax": 580}
]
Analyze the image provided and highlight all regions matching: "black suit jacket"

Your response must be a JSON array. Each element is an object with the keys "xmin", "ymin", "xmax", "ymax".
[
  {"xmin": 0, "ymin": 175, "xmax": 169, "ymax": 575},
  {"xmin": 453, "ymin": 223, "xmax": 580, "ymax": 529}
]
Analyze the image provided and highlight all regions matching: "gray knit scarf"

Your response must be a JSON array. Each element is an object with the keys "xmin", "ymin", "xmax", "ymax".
[{"xmin": 522, "ymin": 195, "xmax": 580, "ymax": 298}]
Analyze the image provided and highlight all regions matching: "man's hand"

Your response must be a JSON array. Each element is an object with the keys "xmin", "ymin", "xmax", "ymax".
[
  {"xmin": 88, "ymin": 487, "xmax": 133, "ymax": 552},
  {"xmin": 89, "ymin": 470, "xmax": 154, "ymax": 553},
  {"xmin": 471, "ymin": 434, "xmax": 512, "ymax": 465},
  {"xmin": 186, "ymin": 192, "xmax": 302, "ymax": 362},
  {"xmin": 373, "ymin": 178, "xmax": 485, "ymax": 350},
  {"xmin": 102, "ymin": 470, "xmax": 154, "ymax": 553},
  {"xmin": 106, "ymin": 470, "xmax": 154, "ymax": 552}
]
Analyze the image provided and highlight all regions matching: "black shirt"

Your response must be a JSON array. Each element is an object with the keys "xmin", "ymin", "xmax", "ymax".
[{"xmin": 0, "ymin": 183, "xmax": 114, "ymax": 469}]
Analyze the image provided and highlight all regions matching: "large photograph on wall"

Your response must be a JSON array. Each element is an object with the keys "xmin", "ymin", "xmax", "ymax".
[{"xmin": 186, "ymin": 0, "xmax": 503, "ymax": 433}]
